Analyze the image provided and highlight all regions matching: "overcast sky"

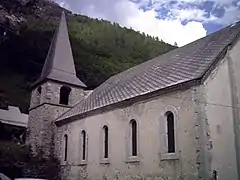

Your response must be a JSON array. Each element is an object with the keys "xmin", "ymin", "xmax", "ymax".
[{"xmin": 53, "ymin": 0, "xmax": 240, "ymax": 47}]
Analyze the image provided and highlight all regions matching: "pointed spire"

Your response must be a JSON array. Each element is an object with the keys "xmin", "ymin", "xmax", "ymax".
[{"xmin": 32, "ymin": 12, "xmax": 86, "ymax": 88}]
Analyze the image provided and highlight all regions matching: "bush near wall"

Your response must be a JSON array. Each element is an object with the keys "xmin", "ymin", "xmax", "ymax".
[{"xmin": 0, "ymin": 141, "xmax": 60, "ymax": 180}]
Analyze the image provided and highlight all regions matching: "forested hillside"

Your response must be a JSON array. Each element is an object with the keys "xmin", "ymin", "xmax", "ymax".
[{"xmin": 0, "ymin": 0, "xmax": 176, "ymax": 113}]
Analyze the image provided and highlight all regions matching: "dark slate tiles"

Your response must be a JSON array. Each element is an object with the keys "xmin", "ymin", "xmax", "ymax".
[
  {"xmin": 32, "ymin": 12, "xmax": 86, "ymax": 88},
  {"xmin": 57, "ymin": 21, "xmax": 240, "ymax": 121}
]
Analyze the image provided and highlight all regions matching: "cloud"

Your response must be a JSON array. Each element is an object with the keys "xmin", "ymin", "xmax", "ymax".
[
  {"xmin": 138, "ymin": 0, "xmax": 240, "ymax": 24},
  {"xmin": 121, "ymin": 2, "xmax": 207, "ymax": 46},
  {"xmin": 55, "ymin": 0, "xmax": 207, "ymax": 46},
  {"xmin": 215, "ymin": 5, "xmax": 240, "ymax": 25},
  {"xmin": 169, "ymin": 8, "xmax": 217, "ymax": 22},
  {"xmin": 54, "ymin": 0, "xmax": 240, "ymax": 46}
]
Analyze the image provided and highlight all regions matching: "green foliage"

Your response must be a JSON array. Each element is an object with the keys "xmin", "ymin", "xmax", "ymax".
[
  {"xmin": 0, "ymin": 141, "xmax": 29, "ymax": 164},
  {"xmin": 23, "ymin": 147, "xmax": 61, "ymax": 180},
  {"xmin": 0, "ymin": 141, "xmax": 60, "ymax": 180},
  {"xmin": 0, "ymin": 0, "xmax": 176, "ymax": 113}
]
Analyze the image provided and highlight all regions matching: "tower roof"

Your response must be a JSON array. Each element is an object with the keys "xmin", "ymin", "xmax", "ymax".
[{"xmin": 32, "ymin": 12, "xmax": 86, "ymax": 88}]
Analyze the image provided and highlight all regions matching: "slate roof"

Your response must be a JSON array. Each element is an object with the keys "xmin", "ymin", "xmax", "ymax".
[
  {"xmin": 32, "ymin": 12, "xmax": 86, "ymax": 88},
  {"xmin": 57, "ymin": 21, "xmax": 240, "ymax": 122}
]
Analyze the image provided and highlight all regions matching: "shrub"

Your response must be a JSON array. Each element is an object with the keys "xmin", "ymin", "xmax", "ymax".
[{"xmin": 0, "ymin": 141, "xmax": 60, "ymax": 180}]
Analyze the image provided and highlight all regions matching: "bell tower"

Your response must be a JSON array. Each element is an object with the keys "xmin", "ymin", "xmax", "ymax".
[{"xmin": 27, "ymin": 12, "xmax": 86, "ymax": 157}]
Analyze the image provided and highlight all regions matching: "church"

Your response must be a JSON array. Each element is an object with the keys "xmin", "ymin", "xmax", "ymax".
[{"xmin": 27, "ymin": 12, "xmax": 240, "ymax": 180}]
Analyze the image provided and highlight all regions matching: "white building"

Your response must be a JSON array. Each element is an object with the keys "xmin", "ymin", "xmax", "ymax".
[
  {"xmin": 0, "ymin": 106, "xmax": 28, "ymax": 142},
  {"xmin": 27, "ymin": 12, "xmax": 240, "ymax": 180}
]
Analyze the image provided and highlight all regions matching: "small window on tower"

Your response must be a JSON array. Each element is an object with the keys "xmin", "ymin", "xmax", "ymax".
[{"xmin": 60, "ymin": 86, "xmax": 71, "ymax": 105}]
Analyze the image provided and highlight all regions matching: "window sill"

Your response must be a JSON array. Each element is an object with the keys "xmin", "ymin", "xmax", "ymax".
[
  {"xmin": 161, "ymin": 153, "xmax": 179, "ymax": 161},
  {"xmin": 126, "ymin": 156, "xmax": 140, "ymax": 163},
  {"xmin": 61, "ymin": 160, "xmax": 67, "ymax": 166},
  {"xmin": 100, "ymin": 158, "xmax": 110, "ymax": 164},
  {"xmin": 78, "ymin": 160, "xmax": 88, "ymax": 166}
]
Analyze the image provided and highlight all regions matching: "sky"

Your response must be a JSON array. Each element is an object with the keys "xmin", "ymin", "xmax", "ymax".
[{"xmin": 53, "ymin": 0, "xmax": 240, "ymax": 47}]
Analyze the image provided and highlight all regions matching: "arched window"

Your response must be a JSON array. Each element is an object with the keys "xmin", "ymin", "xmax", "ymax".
[
  {"xmin": 130, "ymin": 119, "xmax": 137, "ymax": 156},
  {"xmin": 59, "ymin": 86, "xmax": 71, "ymax": 105},
  {"xmin": 103, "ymin": 125, "xmax": 108, "ymax": 158},
  {"xmin": 63, "ymin": 134, "xmax": 68, "ymax": 161},
  {"xmin": 166, "ymin": 111, "xmax": 175, "ymax": 153},
  {"xmin": 81, "ymin": 130, "xmax": 86, "ymax": 160}
]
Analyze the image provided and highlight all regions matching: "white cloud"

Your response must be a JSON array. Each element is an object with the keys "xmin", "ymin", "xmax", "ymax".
[
  {"xmin": 58, "ymin": 1, "xmax": 70, "ymax": 9},
  {"xmin": 237, "ymin": 1, "xmax": 240, "ymax": 7},
  {"xmin": 216, "ymin": 5, "xmax": 240, "ymax": 25},
  {"xmin": 54, "ymin": 0, "xmax": 240, "ymax": 46},
  {"xmin": 150, "ymin": 0, "xmax": 234, "ymax": 6},
  {"xmin": 139, "ymin": 0, "xmax": 240, "ymax": 24},
  {"xmin": 170, "ymin": 8, "xmax": 217, "ymax": 22},
  {"xmin": 122, "ymin": 2, "xmax": 207, "ymax": 46},
  {"xmin": 55, "ymin": 0, "xmax": 207, "ymax": 46}
]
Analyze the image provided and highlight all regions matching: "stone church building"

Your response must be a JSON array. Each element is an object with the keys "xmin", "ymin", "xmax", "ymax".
[{"xmin": 27, "ymin": 12, "xmax": 240, "ymax": 180}]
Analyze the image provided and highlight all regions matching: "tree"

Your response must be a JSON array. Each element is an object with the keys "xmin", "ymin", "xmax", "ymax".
[
  {"xmin": 0, "ymin": 142, "xmax": 60, "ymax": 180},
  {"xmin": 174, "ymin": 42, "xmax": 178, "ymax": 47},
  {"xmin": 25, "ymin": 0, "xmax": 39, "ymax": 13},
  {"xmin": 0, "ymin": 0, "xmax": 176, "ymax": 113}
]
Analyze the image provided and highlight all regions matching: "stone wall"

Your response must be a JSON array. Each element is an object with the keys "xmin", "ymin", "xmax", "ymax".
[
  {"xmin": 27, "ymin": 104, "xmax": 70, "ymax": 157},
  {"xmin": 30, "ymin": 81, "xmax": 85, "ymax": 109},
  {"xmin": 56, "ymin": 86, "xmax": 201, "ymax": 180},
  {"xmin": 27, "ymin": 80, "xmax": 84, "ymax": 157}
]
